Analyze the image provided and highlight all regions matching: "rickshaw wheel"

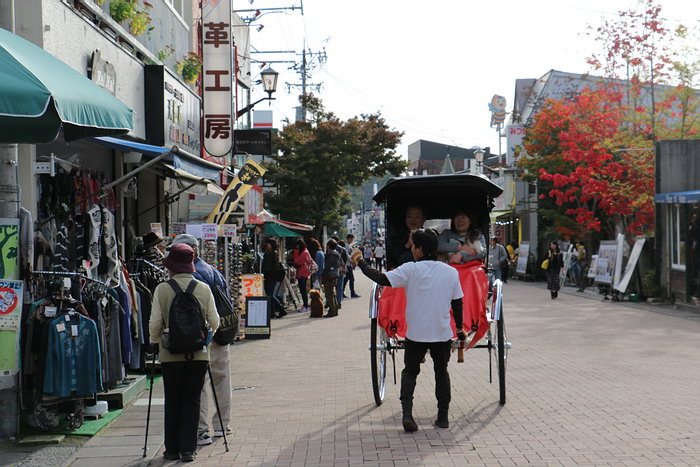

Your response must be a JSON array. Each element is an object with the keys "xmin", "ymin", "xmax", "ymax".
[
  {"xmin": 370, "ymin": 317, "xmax": 387, "ymax": 406},
  {"xmin": 496, "ymin": 303, "xmax": 507, "ymax": 405}
]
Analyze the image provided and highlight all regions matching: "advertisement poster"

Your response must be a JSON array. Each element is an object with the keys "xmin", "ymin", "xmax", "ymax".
[
  {"xmin": 150, "ymin": 223, "xmax": 163, "ymax": 238},
  {"xmin": 595, "ymin": 241, "xmax": 618, "ymax": 285},
  {"xmin": 516, "ymin": 242, "xmax": 530, "ymax": 275},
  {"xmin": 0, "ymin": 280, "xmax": 23, "ymax": 331},
  {"xmin": 170, "ymin": 222, "xmax": 186, "ymax": 236},
  {"xmin": 0, "ymin": 218, "xmax": 19, "ymax": 280},
  {"xmin": 587, "ymin": 255, "xmax": 598, "ymax": 279}
]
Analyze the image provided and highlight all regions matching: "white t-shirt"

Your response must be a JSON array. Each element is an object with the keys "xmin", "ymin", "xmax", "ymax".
[
  {"xmin": 385, "ymin": 260, "xmax": 464, "ymax": 342},
  {"xmin": 374, "ymin": 246, "xmax": 385, "ymax": 258}
]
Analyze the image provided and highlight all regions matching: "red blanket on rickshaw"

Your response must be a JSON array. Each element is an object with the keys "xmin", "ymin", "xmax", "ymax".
[{"xmin": 377, "ymin": 260, "xmax": 489, "ymax": 349}]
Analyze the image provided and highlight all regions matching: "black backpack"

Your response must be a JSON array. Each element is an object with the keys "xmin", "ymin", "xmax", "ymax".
[
  {"xmin": 211, "ymin": 285, "xmax": 238, "ymax": 346},
  {"xmin": 163, "ymin": 280, "xmax": 208, "ymax": 358}
]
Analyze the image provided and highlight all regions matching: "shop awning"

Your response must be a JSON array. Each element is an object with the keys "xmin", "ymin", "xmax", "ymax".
[
  {"xmin": 91, "ymin": 136, "xmax": 223, "ymax": 180},
  {"xmin": 489, "ymin": 210, "xmax": 513, "ymax": 222},
  {"xmin": 164, "ymin": 166, "xmax": 225, "ymax": 196},
  {"xmin": 0, "ymin": 28, "xmax": 133, "ymax": 143},
  {"xmin": 250, "ymin": 209, "xmax": 314, "ymax": 231},
  {"xmin": 654, "ymin": 190, "xmax": 700, "ymax": 204},
  {"xmin": 264, "ymin": 222, "xmax": 301, "ymax": 237}
]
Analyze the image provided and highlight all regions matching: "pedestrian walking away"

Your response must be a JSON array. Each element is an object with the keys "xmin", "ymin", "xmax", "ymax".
[
  {"xmin": 148, "ymin": 243, "xmax": 220, "ymax": 462},
  {"xmin": 373, "ymin": 242, "xmax": 385, "ymax": 272},
  {"xmin": 353, "ymin": 229, "xmax": 466, "ymax": 432},
  {"xmin": 168, "ymin": 234, "xmax": 234, "ymax": 447}
]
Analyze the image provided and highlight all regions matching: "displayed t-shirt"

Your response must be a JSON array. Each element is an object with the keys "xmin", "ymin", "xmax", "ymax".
[{"xmin": 385, "ymin": 260, "xmax": 463, "ymax": 342}]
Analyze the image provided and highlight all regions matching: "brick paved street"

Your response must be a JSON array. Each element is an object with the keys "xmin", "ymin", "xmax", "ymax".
[{"xmin": 66, "ymin": 274, "xmax": 700, "ymax": 466}]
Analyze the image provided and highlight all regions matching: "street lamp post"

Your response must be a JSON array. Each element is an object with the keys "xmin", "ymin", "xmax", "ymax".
[{"xmin": 237, "ymin": 67, "xmax": 279, "ymax": 118}]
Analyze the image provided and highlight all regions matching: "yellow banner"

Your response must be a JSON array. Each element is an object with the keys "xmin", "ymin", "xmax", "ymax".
[{"xmin": 206, "ymin": 158, "xmax": 267, "ymax": 224}]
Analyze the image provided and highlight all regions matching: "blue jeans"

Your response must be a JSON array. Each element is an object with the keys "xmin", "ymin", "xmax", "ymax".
[{"xmin": 336, "ymin": 275, "xmax": 345, "ymax": 305}]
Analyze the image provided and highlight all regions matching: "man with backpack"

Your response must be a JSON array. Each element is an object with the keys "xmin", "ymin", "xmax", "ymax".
[
  {"xmin": 321, "ymin": 239, "xmax": 342, "ymax": 318},
  {"xmin": 169, "ymin": 234, "xmax": 235, "ymax": 447},
  {"xmin": 149, "ymin": 243, "xmax": 219, "ymax": 462}
]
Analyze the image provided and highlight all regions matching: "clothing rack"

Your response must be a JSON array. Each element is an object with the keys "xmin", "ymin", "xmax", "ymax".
[
  {"xmin": 32, "ymin": 270, "xmax": 109, "ymax": 287},
  {"xmin": 128, "ymin": 258, "xmax": 167, "ymax": 275}
]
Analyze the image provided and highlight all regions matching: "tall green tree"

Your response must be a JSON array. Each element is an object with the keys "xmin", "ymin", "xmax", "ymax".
[{"xmin": 265, "ymin": 95, "xmax": 406, "ymax": 238}]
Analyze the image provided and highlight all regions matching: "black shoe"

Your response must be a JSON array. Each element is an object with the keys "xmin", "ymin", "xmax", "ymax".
[
  {"xmin": 323, "ymin": 313, "xmax": 337, "ymax": 318},
  {"xmin": 180, "ymin": 452, "xmax": 196, "ymax": 462},
  {"xmin": 163, "ymin": 452, "xmax": 180, "ymax": 460},
  {"xmin": 434, "ymin": 412, "xmax": 449, "ymax": 429},
  {"xmin": 402, "ymin": 415, "xmax": 418, "ymax": 432},
  {"xmin": 351, "ymin": 294, "xmax": 361, "ymax": 298},
  {"xmin": 342, "ymin": 294, "xmax": 349, "ymax": 298}
]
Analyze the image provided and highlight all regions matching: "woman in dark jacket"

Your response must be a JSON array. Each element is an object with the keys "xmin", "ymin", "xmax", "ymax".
[
  {"xmin": 545, "ymin": 241, "xmax": 564, "ymax": 299},
  {"xmin": 261, "ymin": 238, "xmax": 286, "ymax": 317}
]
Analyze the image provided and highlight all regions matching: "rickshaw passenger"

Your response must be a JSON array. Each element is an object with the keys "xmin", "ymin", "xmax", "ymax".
[
  {"xmin": 353, "ymin": 229, "xmax": 467, "ymax": 432},
  {"xmin": 389, "ymin": 205, "xmax": 426, "ymax": 267},
  {"xmin": 437, "ymin": 210, "xmax": 486, "ymax": 264}
]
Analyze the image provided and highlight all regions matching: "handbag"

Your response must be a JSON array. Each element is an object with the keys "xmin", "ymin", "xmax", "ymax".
[
  {"xmin": 308, "ymin": 259, "xmax": 319, "ymax": 274},
  {"xmin": 541, "ymin": 259, "xmax": 550, "ymax": 270}
]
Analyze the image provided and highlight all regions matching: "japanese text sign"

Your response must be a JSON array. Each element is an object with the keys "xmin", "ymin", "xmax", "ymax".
[{"xmin": 202, "ymin": 0, "xmax": 233, "ymax": 157}]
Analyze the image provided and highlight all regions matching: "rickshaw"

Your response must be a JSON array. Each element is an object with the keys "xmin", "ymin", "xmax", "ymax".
[{"xmin": 368, "ymin": 173, "xmax": 510, "ymax": 406}]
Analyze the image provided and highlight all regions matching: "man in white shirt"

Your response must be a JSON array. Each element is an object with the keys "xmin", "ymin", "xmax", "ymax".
[
  {"xmin": 373, "ymin": 242, "xmax": 385, "ymax": 272},
  {"xmin": 354, "ymin": 229, "xmax": 466, "ymax": 432}
]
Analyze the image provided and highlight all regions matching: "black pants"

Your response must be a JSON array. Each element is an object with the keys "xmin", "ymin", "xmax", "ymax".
[
  {"xmin": 343, "ymin": 267, "xmax": 356, "ymax": 295},
  {"xmin": 297, "ymin": 277, "xmax": 309, "ymax": 307},
  {"xmin": 400, "ymin": 339, "xmax": 452, "ymax": 414},
  {"xmin": 162, "ymin": 360, "xmax": 208, "ymax": 455}
]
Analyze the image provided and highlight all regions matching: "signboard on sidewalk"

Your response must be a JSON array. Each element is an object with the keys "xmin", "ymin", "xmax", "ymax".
[
  {"xmin": 595, "ymin": 241, "xmax": 618, "ymax": 285},
  {"xmin": 245, "ymin": 296, "xmax": 270, "ymax": 339},
  {"xmin": 614, "ymin": 237, "xmax": 646, "ymax": 293},
  {"xmin": 516, "ymin": 242, "xmax": 530, "ymax": 275}
]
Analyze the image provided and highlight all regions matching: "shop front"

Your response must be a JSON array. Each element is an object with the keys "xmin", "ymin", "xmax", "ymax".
[{"xmin": 654, "ymin": 139, "xmax": 700, "ymax": 306}]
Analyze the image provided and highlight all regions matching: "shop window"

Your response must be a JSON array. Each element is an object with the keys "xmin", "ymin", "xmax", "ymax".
[
  {"xmin": 165, "ymin": 0, "xmax": 185, "ymax": 17},
  {"xmin": 670, "ymin": 204, "xmax": 687, "ymax": 270}
]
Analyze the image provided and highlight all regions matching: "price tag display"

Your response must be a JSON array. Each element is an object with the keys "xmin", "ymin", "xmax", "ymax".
[
  {"xmin": 220, "ymin": 224, "xmax": 237, "ymax": 238},
  {"xmin": 201, "ymin": 223, "xmax": 218, "ymax": 240}
]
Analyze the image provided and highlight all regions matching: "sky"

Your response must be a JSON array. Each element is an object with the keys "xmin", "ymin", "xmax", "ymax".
[{"xmin": 241, "ymin": 0, "xmax": 700, "ymax": 160}]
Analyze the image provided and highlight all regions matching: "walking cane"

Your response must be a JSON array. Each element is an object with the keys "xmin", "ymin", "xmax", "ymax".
[
  {"xmin": 208, "ymin": 364, "xmax": 230, "ymax": 452},
  {"xmin": 143, "ymin": 348, "xmax": 158, "ymax": 457}
]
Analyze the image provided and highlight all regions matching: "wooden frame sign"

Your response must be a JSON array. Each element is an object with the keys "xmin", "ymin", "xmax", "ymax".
[{"xmin": 245, "ymin": 296, "xmax": 271, "ymax": 339}]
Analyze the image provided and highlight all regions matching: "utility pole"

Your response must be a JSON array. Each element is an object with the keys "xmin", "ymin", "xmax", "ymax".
[{"xmin": 286, "ymin": 44, "xmax": 326, "ymax": 122}]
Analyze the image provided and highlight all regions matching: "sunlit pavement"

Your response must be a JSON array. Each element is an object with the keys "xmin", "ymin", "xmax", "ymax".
[{"xmin": 66, "ymin": 273, "xmax": 700, "ymax": 466}]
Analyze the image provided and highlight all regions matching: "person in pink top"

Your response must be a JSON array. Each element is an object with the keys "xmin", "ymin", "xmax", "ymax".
[{"xmin": 293, "ymin": 239, "xmax": 314, "ymax": 312}]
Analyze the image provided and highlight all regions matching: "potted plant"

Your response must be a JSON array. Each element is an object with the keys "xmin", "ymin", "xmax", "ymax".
[
  {"xmin": 129, "ymin": 3, "xmax": 152, "ymax": 36},
  {"xmin": 109, "ymin": 0, "xmax": 136, "ymax": 23},
  {"xmin": 176, "ymin": 53, "xmax": 203, "ymax": 84}
]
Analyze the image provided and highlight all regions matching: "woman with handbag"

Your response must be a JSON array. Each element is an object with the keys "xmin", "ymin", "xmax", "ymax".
[
  {"xmin": 545, "ymin": 241, "xmax": 564, "ymax": 299},
  {"xmin": 293, "ymin": 239, "xmax": 314, "ymax": 312},
  {"xmin": 308, "ymin": 238, "xmax": 324, "ymax": 290}
]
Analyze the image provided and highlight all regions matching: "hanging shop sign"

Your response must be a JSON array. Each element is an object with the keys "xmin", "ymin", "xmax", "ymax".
[
  {"xmin": 245, "ymin": 185, "xmax": 264, "ymax": 224},
  {"xmin": 170, "ymin": 222, "xmax": 186, "ymax": 236},
  {"xmin": 516, "ymin": 242, "xmax": 530, "ymax": 276},
  {"xmin": 144, "ymin": 65, "xmax": 201, "ymax": 154},
  {"xmin": 506, "ymin": 124, "xmax": 527, "ymax": 165},
  {"xmin": 202, "ymin": 0, "xmax": 233, "ymax": 157},
  {"xmin": 233, "ymin": 129, "xmax": 272, "ymax": 155},
  {"xmin": 0, "ymin": 280, "xmax": 23, "ymax": 331},
  {"xmin": 207, "ymin": 158, "xmax": 266, "ymax": 225},
  {"xmin": 89, "ymin": 50, "xmax": 117, "ymax": 96}
]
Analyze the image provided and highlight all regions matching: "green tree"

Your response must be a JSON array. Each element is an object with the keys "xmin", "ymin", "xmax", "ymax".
[{"xmin": 265, "ymin": 95, "xmax": 406, "ymax": 238}]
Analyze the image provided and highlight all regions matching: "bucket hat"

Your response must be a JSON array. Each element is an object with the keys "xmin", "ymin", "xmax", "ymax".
[{"xmin": 162, "ymin": 243, "xmax": 195, "ymax": 273}]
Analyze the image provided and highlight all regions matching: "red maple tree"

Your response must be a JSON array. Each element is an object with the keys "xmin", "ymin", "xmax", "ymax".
[{"xmin": 520, "ymin": 87, "xmax": 655, "ymax": 238}]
